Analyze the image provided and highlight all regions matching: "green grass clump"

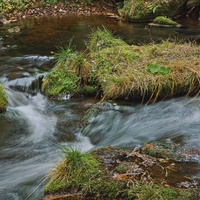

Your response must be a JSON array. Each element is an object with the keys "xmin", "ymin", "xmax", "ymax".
[
  {"xmin": 87, "ymin": 27, "xmax": 127, "ymax": 52},
  {"xmin": 88, "ymin": 36, "xmax": 200, "ymax": 103},
  {"xmin": 0, "ymin": 84, "xmax": 8, "ymax": 113},
  {"xmin": 153, "ymin": 16, "xmax": 177, "ymax": 25},
  {"xmin": 128, "ymin": 183, "xmax": 197, "ymax": 200},
  {"xmin": 42, "ymin": 29, "xmax": 200, "ymax": 103},
  {"xmin": 41, "ymin": 46, "xmax": 90, "ymax": 99},
  {"xmin": 44, "ymin": 148, "xmax": 123, "ymax": 198}
]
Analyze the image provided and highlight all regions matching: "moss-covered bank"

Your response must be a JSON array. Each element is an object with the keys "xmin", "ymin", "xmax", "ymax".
[
  {"xmin": 44, "ymin": 147, "xmax": 199, "ymax": 199},
  {"xmin": 0, "ymin": 84, "xmax": 8, "ymax": 113},
  {"xmin": 42, "ymin": 29, "xmax": 200, "ymax": 103}
]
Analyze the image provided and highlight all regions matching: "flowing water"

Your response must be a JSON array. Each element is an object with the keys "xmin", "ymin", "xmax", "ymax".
[{"xmin": 0, "ymin": 15, "xmax": 200, "ymax": 199}]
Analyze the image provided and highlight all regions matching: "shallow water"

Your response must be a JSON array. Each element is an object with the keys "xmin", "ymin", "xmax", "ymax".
[{"xmin": 0, "ymin": 15, "xmax": 200, "ymax": 199}]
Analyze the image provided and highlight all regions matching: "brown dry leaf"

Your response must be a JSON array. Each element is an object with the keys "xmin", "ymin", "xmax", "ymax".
[
  {"xmin": 112, "ymin": 173, "xmax": 130, "ymax": 181},
  {"xmin": 143, "ymin": 143, "xmax": 154, "ymax": 150}
]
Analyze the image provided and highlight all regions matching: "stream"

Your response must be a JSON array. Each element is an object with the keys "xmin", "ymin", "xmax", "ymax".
[{"xmin": 0, "ymin": 15, "xmax": 200, "ymax": 199}]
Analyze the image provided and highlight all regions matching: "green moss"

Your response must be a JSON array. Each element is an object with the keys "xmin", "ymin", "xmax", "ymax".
[
  {"xmin": 153, "ymin": 16, "xmax": 177, "ymax": 25},
  {"xmin": 128, "ymin": 183, "xmax": 197, "ymax": 200},
  {"xmin": 82, "ymin": 85, "xmax": 97, "ymax": 95},
  {"xmin": 141, "ymin": 142, "xmax": 186, "ymax": 160},
  {"xmin": 0, "ymin": 84, "xmax": 8, "ymax": 113},
  {"xmin": 41, "ymin": 46, "xmax": 88, "ymax": 98}
]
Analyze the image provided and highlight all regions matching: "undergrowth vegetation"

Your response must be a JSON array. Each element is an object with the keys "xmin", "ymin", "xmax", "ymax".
[
  {"xmin": 0, "ymin": 0, "xmax": 91, "ymax": 14},
  {"xmin": 0, "ymin": 84, "xmax": 8, "ymax": 113},
  {"xmin": 117, "ymin": 0, "xmax": 186, "ymax": 21},
  {"xmin": 42, "ymin": 28, "xmax": 200, "ymax": 103}
]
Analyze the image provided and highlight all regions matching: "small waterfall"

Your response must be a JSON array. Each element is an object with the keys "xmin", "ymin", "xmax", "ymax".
[
  {"xmin": 7, "ymin": 90, "xmax": 57, "ymax": 143},
  {"xmin": 0, "ymin": 54, "xmax": 94, "ymax": 199},
  {"xmin": 82, "ymin": 97, "xmax": 200, "ymax": 151}
]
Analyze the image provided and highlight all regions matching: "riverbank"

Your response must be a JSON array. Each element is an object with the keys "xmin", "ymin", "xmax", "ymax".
[
  {"xmin": 1, "ymin": 0, "xmax": 118, "ymax": 23},
  {"xmin": 43, "ymin": 144, "xmax": 199, "ymax": 200}
]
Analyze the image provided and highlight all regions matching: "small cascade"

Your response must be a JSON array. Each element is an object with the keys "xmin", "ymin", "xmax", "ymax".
[
  {"xmin": 82, "ymin": 98, "xmax": 200, "ymax": 151},
  {"xmin": 0, "ymin": 79, "xmax": 94, "ymax": 200},
  {"xmin": 6, "ymin": 90, "xmax": 57, "ymax": 143},
  {"xmin": 0, "ymin": 55, "xmax": 54, "ymax": 96},
  {"xmin": 6, "ymin": 74, "xmax": 44, "ymax": 96}
]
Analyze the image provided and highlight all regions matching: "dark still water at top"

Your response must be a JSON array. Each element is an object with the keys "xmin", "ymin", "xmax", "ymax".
[
  {"xmin": 1, "ymin": 15, "xmax": 200, "ymax": 55},
  {"xmin": 0, "ymin": 15, "xmax": 200, "ymax": 200}
]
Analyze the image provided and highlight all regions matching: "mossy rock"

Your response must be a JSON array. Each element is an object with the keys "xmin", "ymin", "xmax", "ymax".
[
  {"xmin": 153, "ymin": 16, "xmax": 177, "ymax": 25},
  {"xmin": 149, "ymin": 16, "xmax": 182, "ymax": 27},
  {"xmin": 0, "ymin": 84, "xmax": 8, "ymax": 113}
]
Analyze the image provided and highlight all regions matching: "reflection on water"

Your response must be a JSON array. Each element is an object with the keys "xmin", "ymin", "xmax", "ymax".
[{"xmin": 0, "ymin": 15, "xmax": 200, "ymax": 56}]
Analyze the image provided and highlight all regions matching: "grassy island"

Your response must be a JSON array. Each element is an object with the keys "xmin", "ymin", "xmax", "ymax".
[{"xmin": 42, "ymin": 28, "xmax": 200, "ymax": 104}]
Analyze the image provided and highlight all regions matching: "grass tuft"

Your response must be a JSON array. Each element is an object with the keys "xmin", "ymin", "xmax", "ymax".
[
  {"xmin": 0, "ymin": 84, "xmax": 8, "ymax": 113},
  {"xmin": 87, "ymin": 27, "xmax": 127, "ymax": 52},
  {"xmin": 44, "ymin": 148, "xmax": 123, "ymax": 198},
  {"xmin": 41, "ymin": 45, "xmax": 91, "ymax": 99}
]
